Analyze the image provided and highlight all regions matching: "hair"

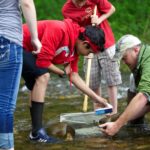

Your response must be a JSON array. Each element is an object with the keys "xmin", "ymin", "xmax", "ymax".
[{"xmin": 79, "ymin": 25, "xmax": 105, "ymax": 52}]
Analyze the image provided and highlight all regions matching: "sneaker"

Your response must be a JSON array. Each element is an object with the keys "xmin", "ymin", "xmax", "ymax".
[{"xmin": 29, "ymin": 128, "xmax": 60, "ymax": 143}]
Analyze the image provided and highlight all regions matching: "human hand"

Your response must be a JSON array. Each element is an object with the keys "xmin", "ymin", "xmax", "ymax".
[
  {"xmin": 64, "ymin": 64, "xmax": 72, "ymax": 74},
  {"xmin": 94, "ymin": 102, "xmax": 104, "ymax": 110},
  {"xmin": 85, "ymin": 53, "xmax": 94, "ymax": 59},
  {"xmin": 94, "ymin": 101, "xmax": 111, "ymax": 109},
  {"xmin": 99, "ymin": 122, "xmax": 120, "ymax": 136},
  {"xmin": 94, "ymin": 97, "xmax": 111, "ymax": 110},
  {"xmin": 99, "ymin": 97, "xmax": 110, "ymax": 107},
  {"xmin": 105, "ymin": 103, "xmax": 113, "ymax": 109},
  {"xmin": 91, "ymin": 14, "xmax": 99, "ymax": 26},
  {"xmin": 31, "ymin": 38, "xmax": 42, "ymax": 54},
  {"xmin": 94, "ymin": 101, "xmax": 113, "ymax": 115},
  {"xmin": 59, "ymin": 69, "xmax": 67, "ymax": 78}
]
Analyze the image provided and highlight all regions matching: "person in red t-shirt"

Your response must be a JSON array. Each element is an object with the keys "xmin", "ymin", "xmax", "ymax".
[
  {"xmin": 62, "ymin": 0, "xmax": 122, "ymax": 116},
  {"xmin": 22, "ymin": 19, "xmax": 110, "ymax": 143}
]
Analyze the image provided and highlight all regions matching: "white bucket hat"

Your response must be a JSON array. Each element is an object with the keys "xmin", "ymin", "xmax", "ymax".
[{"xmin": 114, "ymin": 34, "xmax": 141, "ymax": 60}]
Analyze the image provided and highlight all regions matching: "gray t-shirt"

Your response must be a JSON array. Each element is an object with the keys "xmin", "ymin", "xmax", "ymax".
[{"xmin": 0, "ymin": 0, "xmax": 22, "ymax": 45}]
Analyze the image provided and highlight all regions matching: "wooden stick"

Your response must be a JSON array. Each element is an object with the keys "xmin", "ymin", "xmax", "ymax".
[
  {"xmin": 83, "ymin": 5, "xmax": 97, "ymax": 112},
  {"xmin": 92, "ymin": 5, "xmax": 97, "ymax": 26},
  {"xmin": 82, "ymin": 54, "xmax": 93, "ymax": 112}
]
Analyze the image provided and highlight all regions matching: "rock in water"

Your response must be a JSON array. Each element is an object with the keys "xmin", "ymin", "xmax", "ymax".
[
  {"xmin": 46, "ymin": 122, "xmax": 75, "ymax": 141},
  {"xmin": 99, "ymin": 113, "xmax": 120, "ymax": 124}
]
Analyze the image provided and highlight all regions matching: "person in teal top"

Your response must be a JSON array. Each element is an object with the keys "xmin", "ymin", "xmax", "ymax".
[{"xmin": 99, "ymin": 34, "xmax": 150, "ymax": 136}]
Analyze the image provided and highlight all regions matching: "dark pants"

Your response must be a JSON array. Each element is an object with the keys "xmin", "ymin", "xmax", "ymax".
[
  {"xmin": 22, "ymin": 51, "xmax": 49, "ymax": 90},
  {"xmin": 127, "ymin": 89, "xmax": 145, "ymax": 124}
]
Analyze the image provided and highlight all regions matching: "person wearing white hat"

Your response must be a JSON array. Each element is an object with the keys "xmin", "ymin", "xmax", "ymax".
[{"xmin": 99, "ymin": 34, "xmax": 150, "ymax": 136}]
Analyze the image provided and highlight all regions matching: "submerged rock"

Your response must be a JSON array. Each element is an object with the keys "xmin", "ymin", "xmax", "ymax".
[
  {"xmin": 46, "ymin": 122, "xmax": 75, "ymax": 141},
  {"xmin": 99, "ymin": 114, "xmax": 120, "ymax": 124}
]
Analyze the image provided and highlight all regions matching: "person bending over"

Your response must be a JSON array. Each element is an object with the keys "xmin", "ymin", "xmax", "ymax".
[{"xmin": 22, "ymin": 19, "xmax": 110, "ymax": 143}]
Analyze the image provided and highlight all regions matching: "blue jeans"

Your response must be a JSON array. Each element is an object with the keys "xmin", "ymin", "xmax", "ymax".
[{"xmin": 0, "ymin": 36, "xmax": 22, "ymax": 149}]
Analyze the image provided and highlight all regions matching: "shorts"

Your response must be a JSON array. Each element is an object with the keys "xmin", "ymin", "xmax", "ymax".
[
  {"xmin": 22, "ymin": 51, "xmax": 49, "ymax": 90},
  {"xmin": 83, "ymin": 47, "xmax": 122, "ymax": 90}
]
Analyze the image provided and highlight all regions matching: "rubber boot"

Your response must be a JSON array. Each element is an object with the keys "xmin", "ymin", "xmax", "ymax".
[{"xmin": 127, "ymin": 89, "xmax": 145, "ymax": 125}]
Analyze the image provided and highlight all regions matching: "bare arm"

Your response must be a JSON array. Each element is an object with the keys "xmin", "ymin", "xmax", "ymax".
[
  {"xmin": 116, "ymin": 93, "xmax": 148, "ymax": 126},
  {"xmin": 100, "ymin": 92, "xmax": 148, "ymax": 136},
  {"xmin": 48, "ymin": 63, "xmax": 64, "ymax": 75},
  {"xmin": 21, "ymin": 0, "xmax": 41, "ymax": 54},
  {"xmin": 91, "ymin": 5, "xmax": 115, "ymax": 25},
  {"xmin": 70, "ymin": 72, "xmax": 108, "ymax": 106}
]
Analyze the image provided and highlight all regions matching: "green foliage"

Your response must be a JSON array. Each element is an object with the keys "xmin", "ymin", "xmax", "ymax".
[
  {"xmin": 35, "ymin": 0, "xmax": 65, "ymax": 20},
  {"xmin": 34, "ymin": 0, "xmax": 150, "ymax": 73},
  {"xmin": 109, "ymin": 0, "xmax": 150, "ymax": 43}
]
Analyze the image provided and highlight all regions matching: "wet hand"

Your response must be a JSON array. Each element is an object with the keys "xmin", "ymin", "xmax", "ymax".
[{"xmin": 99, "ymin": 122, "xmax": 119, "ymax": 136}]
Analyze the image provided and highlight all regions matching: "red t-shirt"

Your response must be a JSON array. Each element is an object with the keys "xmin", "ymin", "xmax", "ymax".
[
  {"xmin": 23, "ymin": 19, "xmax": 80, "ymax": 72},
  {"xmin": 62, "ymin": 0, "xmax": 115, "ymax": 48}
]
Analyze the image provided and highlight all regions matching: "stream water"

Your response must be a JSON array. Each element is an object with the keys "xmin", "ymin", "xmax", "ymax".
[{"xmin": 14, "ymin": 74, "xmax": 150, "ymax": 150}]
